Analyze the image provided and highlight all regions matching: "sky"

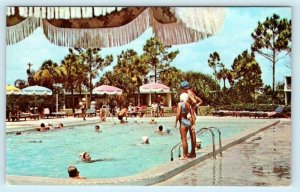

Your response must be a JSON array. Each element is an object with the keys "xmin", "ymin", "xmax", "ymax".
[{"xmin": 6, "ymin": 7, "xmax": 291, "ymax": 87}]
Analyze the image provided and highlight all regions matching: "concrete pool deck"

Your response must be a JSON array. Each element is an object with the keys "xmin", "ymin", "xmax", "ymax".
[
  {"xmin": 6, "ymin": 115, "xmax": 277, "ymax": 132},
  {"xmin": 6, "ymin": 116, "xmax": 290, "ymax": 186},
  {"xmin": 155, "ymin": 119, "xmax": 291, "ymax": 186}
]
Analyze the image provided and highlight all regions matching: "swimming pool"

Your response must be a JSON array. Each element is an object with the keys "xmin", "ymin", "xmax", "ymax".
[{"xmin": 6, "ymin": 119, "xmax": 271, "ymax": 179}]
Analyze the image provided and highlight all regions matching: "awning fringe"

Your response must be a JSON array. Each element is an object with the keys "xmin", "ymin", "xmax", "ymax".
[
  {"xmin": 42, "ymin": 8, "xmax": 151, "ymax": 48},
  {"xmin": 6, "ymin": 17, "xmax": 40, "ymax": 45},
  {"xmin": 15, "ymin": 7, "xmax": 123, "ymax": 19},
  {"xmin": 6, "ymin": 7, "xmax": 226, "ymax": 48}
]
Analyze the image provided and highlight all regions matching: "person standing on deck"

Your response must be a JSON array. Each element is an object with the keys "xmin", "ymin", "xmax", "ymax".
[
  {"xmin": 174, "ymin": 93, "xmax": 194, "ymax": 160},
  {"xmin": 179, "ymin": 81, "xmax": 202, "ymax": 158},
  {"xmin": 81, "ymin": 98, "xmax": 87, "ymax": 121}
]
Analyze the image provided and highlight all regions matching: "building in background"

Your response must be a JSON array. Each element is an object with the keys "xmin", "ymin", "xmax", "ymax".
[{"xmin": 284, "ymin": 76, "xmax": 291, "ymax": 105}]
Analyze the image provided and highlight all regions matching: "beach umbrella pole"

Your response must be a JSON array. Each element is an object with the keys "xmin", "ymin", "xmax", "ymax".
[{"xmin": 56, "ymin": 93, "xmax": 58, "ymax": 113}]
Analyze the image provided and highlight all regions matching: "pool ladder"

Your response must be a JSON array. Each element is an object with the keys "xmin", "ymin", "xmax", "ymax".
[{"xmin": 170, "ymin": 127, "xmax": 223, "ymax": 161}]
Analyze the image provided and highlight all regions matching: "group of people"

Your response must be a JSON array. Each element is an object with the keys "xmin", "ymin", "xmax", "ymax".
[
  {"xmin": 35, "ymin": 122, "xmax": 64, "ymax": 132},
  {"xmin": 67, "ymin": 152, "xmax": 98, "ymax": 179},
  {"xmin": 175, "ymin": 81, "xmax": 202, "ymax": 160},
  {"xmin": 151, "ymin": 95, "xmax": 165, "ymax": 117},
  {"xmin": 67, "ymin": 80, "xmax": 201, "ymax": 179},
  {"xmin": 67, "ymin": 125, "xmax": 104, "ymax": 179}
]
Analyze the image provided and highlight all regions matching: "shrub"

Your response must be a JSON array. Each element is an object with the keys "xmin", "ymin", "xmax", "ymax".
[{"xmin": 215, "ymin": 104, "xmax": 291, "ymax": 112}]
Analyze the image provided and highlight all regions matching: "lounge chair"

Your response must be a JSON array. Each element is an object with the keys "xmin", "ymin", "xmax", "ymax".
[
  {"xmin": 137, "ymin": 105, "xmax": 147, "ymax": 117},
  {"xmin": 249, "ymin": 111, "xmax": 268, "ymax": 118},
  {"xmin": 213, "ymin": 110, "xmax": 228, "ymax": 116},
  {"xmin": 269, "ymin": 106, "xmax": 288, "ymax": 118},
  {"xmin": 51, "ymin": 111, "xmax": 66, "ymax": 118},
  {"xmin": 8, "ymin": 109, "xmax": 20, "ymax": 121},
  {"xmin": 29, "ymin": 113, "xmax": 40, "ymax": 120},
  {"xmin": 43, "ymin": 108, "xmax": 53, "ymax": 118},
  {"xmin": 19, "ymin": 112, "xmax": 39, "ymax": 120},
  {"xmin": 86, "ymin": 108, "xmax": 96, "ymax": 117},
  {"xmin": 128, "ymin": 111, "xmax": 138, "ymax": 117},
  {"xmin": 73, "ymin": 109, "xmax": 82, "ymax": 117},
  {"xmin": 250, "ymin": 106, "xmax": 288, "ymax": 118},
  {"xmin": 234, "ymin": 111, "xmax": 250, "ymax": 117}
]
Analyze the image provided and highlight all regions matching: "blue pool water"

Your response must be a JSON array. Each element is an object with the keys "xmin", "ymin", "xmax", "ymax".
[{"xmin": 6, "ymin": 119, "xmax": 270, "ymax": 179}]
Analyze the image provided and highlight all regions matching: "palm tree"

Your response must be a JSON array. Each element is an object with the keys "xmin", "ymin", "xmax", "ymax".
[
  {"xmin": 60, "ymin": 53, "xmax": 79, "ymax": 113},
  {"xmin": 208, "ymin": 52, "xmax": 221, "ymax": 80},
  {"xmin": 34, "ymin": 60, "xmax": 61, "ymax": 89},
  {"xmin": 216, "ymin": 68, "xmax": 233, "ymax": 89},
  {"xmin": 184, "ymin": 71, "xmax": 220, "ymax": 105}
]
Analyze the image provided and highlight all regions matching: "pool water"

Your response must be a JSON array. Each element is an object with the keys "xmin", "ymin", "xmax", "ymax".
[{"xmin": 6, "ymin": 119, "xmax": 270, "ymax": 179}]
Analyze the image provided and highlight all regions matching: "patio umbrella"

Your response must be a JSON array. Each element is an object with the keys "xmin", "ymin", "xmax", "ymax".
[
  {"xmin": 21, "ymin": 85, "xmax": 53, "ymax": 112},
  {"xmin": 92, "ymin": 85, "xmax": 122, "ymax": 95},
  {"xmin": 139, "ymin": 83, "xmax": 170, "ymax": 93},
  {"xmin": 21, "ymin": 85, "xmax": 52, "ymax": 95},
  {"xmin": 6, "ymin": 7, "xmax": 226, "ymax": 48},
  {"xmin": 92, "ymin": 85, "xmax": 122, "ymax": 123},
  {"xmin": 6, "ymin": 85, "xmax": 21, "ymax": 95}
]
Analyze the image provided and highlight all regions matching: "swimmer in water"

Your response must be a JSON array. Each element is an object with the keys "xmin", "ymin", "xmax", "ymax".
[
  {"xmin": 79, "ymin": 152, "xmax": 104, "ymax": 163},
  {"xmin": 155, "ymin": 125, "xmax": 167, "ymax": 135},
  {"xmin": 142, "ymin": 136, "xmax": 149, "ymax": 144},
  {"xmin": 95, "ymin": 125, "xmax": 102, "ymax": 133},
  {"xmin": 36, "ymin": 123, "xmax": 50, "ymax": 132},
  {"xmin": 68, "ymin": 166, "xmax": 86, "ymax": 179},
  {"xmin": 149, "ymin": 118, "xmax": 157, "ymax": 124},
  {"xmin": 55, "ymin": 123, "xmax": 64, "ymax": 129}
]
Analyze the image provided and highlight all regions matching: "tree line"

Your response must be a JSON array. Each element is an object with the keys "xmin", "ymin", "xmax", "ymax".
[{"xmin": 10, "ymin": 14, "xmax": 291, "ymax": 112}]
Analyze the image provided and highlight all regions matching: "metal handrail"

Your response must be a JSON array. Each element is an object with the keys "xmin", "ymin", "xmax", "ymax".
[
  {"xmin": 178, "ymin": 128, "xmax": 216, "ymax": 158},
  {"xmin": 171, "ymin": 128, "xmax": 217, "ymax": 161},
  {"xmin": 208, "ymin": 127, "xmax": 223, "ymax": 157},
  {"xmin": 171, "ymin": 129, "xmax": 203, "ymax": 161},
  {"xmin": 101, "ymin": 105, "xmax": 115, "ymax": 123},
  {"xmin": 196, "ymin": 128, "xmax": 216, "ymax": 159},
  {"xmin": 170, "ymin": 142, "xmax": 183, "ymax": 161}
]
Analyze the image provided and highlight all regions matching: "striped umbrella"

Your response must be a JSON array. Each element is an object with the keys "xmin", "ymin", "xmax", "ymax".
[
  {"xmin": 6, "ymin": 85, "xmax": 21, "ymax": 95},
  {"xmin": 92, "ymin": 85, "xmax": 122, "ymax": 95},
  {"xmin": 21, "ymin": 85, "xmax": 52, "ymax": 95},
  {"xmin": 139, "ymin": 83, "xmax": 170, "ymax": 93}
]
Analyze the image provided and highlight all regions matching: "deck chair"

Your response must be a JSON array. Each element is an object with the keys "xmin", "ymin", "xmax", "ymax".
[
  {"xmin": 251, "ymin": 106, "xmax": 287, "ymax": 118},
  {"xmin": 9, "ymin": 109, "xmax": 20, "ymax": 121},
  {"xmin": 43, "ymin": 108, "xmax": 52, "ymax": 118},
  {"xmin": 268, "ymin": 106, "xmax": 288, "ymax": 118},
  {"xmin": 51, "ymin": 111, "xmax": 66, "ymax": 118},
  {"xmin": 86, "ymin": 108, "xmax": 96, "ymax": 117},
  {"xmin": 137, "ymin": 105, "xmax": 147, "ymax": 117},
  {"xmin": 73, "ymin": 109, "xmax": 82, "ymax": 117}
]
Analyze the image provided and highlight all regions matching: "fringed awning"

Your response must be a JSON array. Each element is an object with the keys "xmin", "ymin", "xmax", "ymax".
[
  {"xmin": 6, "ymin": 7, "xmax": 226, "ymax": 48},
  {"xmin": 42, "ymin": 8, "xmax": 151, "ymax": 48},
  {"xmin": 6, "ymin": 17, "xmax": 41, "ymax": 45},
  {"xmin": 154, "ymin": 7, "xmax": 226, "ymax": 45},
  {"xmin": 9, "ymin": 7, "xmax": 124, "ymax": 19}
]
